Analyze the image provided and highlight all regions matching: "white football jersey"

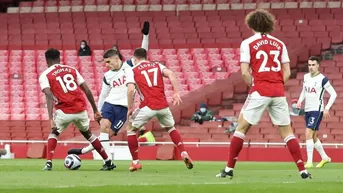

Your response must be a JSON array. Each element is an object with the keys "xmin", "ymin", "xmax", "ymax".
[
  {"xmin": 98, "ymin": 63, "xmax": 135, "ymax": 111},
  {"xmin": 301, "ymin": 73, "xmax": 333, "ymax": 112}
]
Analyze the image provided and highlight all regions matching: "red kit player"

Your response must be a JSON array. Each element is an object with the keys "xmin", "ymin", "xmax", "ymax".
[
  {"xmin": 39, "ymin": 48, "xmax": 115, "ymax": 171},
  {"xmin": 126, "ymin": 48, "xmax": 194, "ymax": 172},
  {"xmin": 216, "ymin": 9, "xmax": 311, "ymax": 179}
]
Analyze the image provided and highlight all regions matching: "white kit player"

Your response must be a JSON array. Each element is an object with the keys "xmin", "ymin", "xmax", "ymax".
[
  {"xmin": 125, "ymin": 48, "xmax": 194, "ymax": 172},
  {"xmin": 68, "ymin": 22, "xmax": 150, "ymax": 158},
  {"xmin": 39, "ymin": 48, "xmax": 115, "ymax": 171},
  {"xmin": 296, "ymin": 56, "xmax": 337, "ymax": 168},
  {"xmin": 216, "ymin": 9, "xmax": 311, "ymax": 179}
]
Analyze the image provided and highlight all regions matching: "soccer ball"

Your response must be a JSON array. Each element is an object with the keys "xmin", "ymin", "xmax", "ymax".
[{"xmin": 64, "ymin": 154, "xmax": 81, "ymax": 170}]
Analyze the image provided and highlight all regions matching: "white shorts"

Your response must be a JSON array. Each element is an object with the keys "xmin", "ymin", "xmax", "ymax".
[
  {"xmin": 54, "ymin": 109, "xmax": 90, "ymax": 133},
  {"xmin": 241, "ymin": 91, "xmax": 291, "ymax": 126},
  {"xmin": 131, "ymin": 106, "xmax": 175, "ymax": 129}
]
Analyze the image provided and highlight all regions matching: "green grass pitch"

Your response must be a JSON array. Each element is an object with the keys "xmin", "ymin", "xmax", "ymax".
[{"xmin": 0, "ymin": 159, "xmax": 342, "ymax": 193}]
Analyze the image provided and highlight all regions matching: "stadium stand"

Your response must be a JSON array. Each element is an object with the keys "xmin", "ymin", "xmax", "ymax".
[{"xmin": 0, "ymin": 1, "xmax": 342, "ymax": 145}]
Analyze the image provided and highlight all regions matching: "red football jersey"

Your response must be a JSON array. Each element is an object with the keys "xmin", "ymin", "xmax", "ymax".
[
  {"xmin": 39, "ymin": 64, "xmax": 87, "ymax": 114},
  {"xmin": 132, "ymin": 61, "xmax": 169, "ymax": 110},
  {"xmin": 240, "ymin": 33, "xmax": 290, "ymax": 97}
]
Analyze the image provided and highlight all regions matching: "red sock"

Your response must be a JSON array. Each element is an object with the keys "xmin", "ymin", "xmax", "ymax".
[
  {"xmin": 47, "ymin": 137, "xmax": 57, "ymax": 161},
  {"xmin": 168, "ymin": 128, "xmax": 185, "ymax": 152},
  {"xmin": 88, "ymin": 135, "xmax": 108, "ymax": 160},
  {"xmin": 285, "ymin": 135, "xmax": 305, "ymax": 172},
  {"xmin": 226, "ymin": 132, "xmax": 245, "ymax": 168},
  {"xmin": 127, "ymin": 134, "xmax": 139, "ymax": 160}
]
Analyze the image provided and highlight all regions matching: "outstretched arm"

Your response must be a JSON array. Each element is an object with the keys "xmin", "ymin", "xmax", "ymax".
[{"xmin": 141, "ymin": 21, "xmax": 149, "ymax": 51}]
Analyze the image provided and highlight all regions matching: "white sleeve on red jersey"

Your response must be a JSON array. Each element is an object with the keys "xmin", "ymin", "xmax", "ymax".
[
  {"xmin": 39, "ymin": 73, "xmax": 50, "ymax": 90},
  {"xmin": 158, "ymin": 63, "xmax": 166, "ymax": 72},
  {"xmin": 240, "ymin": 40, "xmax": 251, "ymax": 64},
  {"xmin": 75, "ymin": 70, "xmax": 85, "ymax": 85},
  {"xmin": 125, "ymin": 67, "xmax": 135, "ymax": 85},
  {"xmin": 281, "ymin": 43, "xmax": 290, "ymax": 64}
]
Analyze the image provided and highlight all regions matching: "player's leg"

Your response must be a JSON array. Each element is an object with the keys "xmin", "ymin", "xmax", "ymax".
[
  {"xmin": 217, "ymin": 92, "xmax": 269, "ymax": 179},
  {"xmin": 269, "ymin": 97, "xmax": 310, "ymax": 179},
  {"xmin": 305, "ymin": 127, "xmax": 315, "ymax": 168},
  {"xmin": 312, "ymin": 112, "xmax": 331, "ymax": 167},
  {"xmin": 157, "ymin": 108, "xmax": 193, "ymax": 169},
  {"xmin": 68, "ymin": 102, "xmax": 115, "ymax": 155},
  {"xmin": 44, "ymin": 110, "xmax": 69, "ymax": 170},
  {"xmin": 74, "ymin": 110, "xmax": 115, "ymax": 171},
  {"xmin": 127, "ymin": 107, "xmax": 154, "ymax": 171}
]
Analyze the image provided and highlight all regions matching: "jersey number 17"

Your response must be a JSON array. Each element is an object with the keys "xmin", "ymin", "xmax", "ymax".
[{"xmin": 141, "ymin": 68, "xmax": 158, "ymax": 87}]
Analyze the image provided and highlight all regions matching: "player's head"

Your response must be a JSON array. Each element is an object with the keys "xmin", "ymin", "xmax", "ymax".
[
  {"xmin": 308, "ymin": 56, "xmax": 320, "ymax": 75},
  {"xmin": 133, "ymin": 48, "xmax": 147, "ymax": 64},
  {"xmin": 103, "ymin": 49, "xmax": 122, "ymax": 70},
  {"xmin": 245, "ymin": 9, "xmax": 275, "ymax": 34},
  {"xmin": 45, "ymin": 48, "xmax": 60, "ymax": 67},
  {"xmin": 110, "ymin": 44, "xmax": 124, "ymax": 61}
]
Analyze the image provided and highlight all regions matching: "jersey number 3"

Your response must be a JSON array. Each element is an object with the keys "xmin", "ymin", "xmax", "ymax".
[
  {"xmin": 56, "ymin": 74, "xmax": 77, "ymax": 93},
  {"xmin": 141, "ymin": 68, "xmax": 158, "ymax": 87},
  {"xmin": 257, "ymin": 50, "xmax": 281, "ymax": 72}
]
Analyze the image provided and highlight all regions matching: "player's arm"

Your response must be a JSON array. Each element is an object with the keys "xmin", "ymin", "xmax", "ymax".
[
  {"xmin": 239, "ymin": 40, "xmax": 252, "ymax": 87},
  {"xmin": 75, "ymin": 70, "xmax": 100, "ymax": 115},
  {"xmin": 39, "ymin": 74, "xmax": 56, "ymax": 128},
  {"xmin": 162, "ymin": 68, "xmax": 179, "ymax": 94},
  {"xmin": 323, "ymin": 78, "xmax": 337, "ymax": 111},
  {"xmin": 281, "ymin": 43, "xmax": 291, "ymax": 83},
  {"xmin": 98, "ymin": 77, "xmax": 111, "ymax": 112},
  {"xmin": 240, "ymin": 63, "xmax": 252, "ymax": 87},
  {"xmin": 126, "ymin": 68, "xmax": 136, "ymax": 111},
  {"xmin": 296, "ymin": 79, "xmax": 306, "ymax": 108},
  {"xmin": 141, "ymin": 21, "xmax": 149, "ymax": 51}
]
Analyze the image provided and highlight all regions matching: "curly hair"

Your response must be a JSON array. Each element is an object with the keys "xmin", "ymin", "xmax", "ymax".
[{"xmin": 245, "ymin": 9, "xmax": 275, "ymax": 34}]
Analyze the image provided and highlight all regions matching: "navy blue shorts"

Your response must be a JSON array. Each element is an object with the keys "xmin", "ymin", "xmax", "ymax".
[
  {"xmin": 304, "ymin": 111, "xmax": 323, "ymax": 131},
  {"xmin": 101, "ymin": 102, "xmax": 128, "ymax": 134}
]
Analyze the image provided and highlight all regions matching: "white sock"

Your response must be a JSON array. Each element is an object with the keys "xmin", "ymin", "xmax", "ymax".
[
  {"xmin": 314, "ymin": 139, "xmax": 329, "ymax": 160},
  {"xmin": 81, "ymin": 144, "xmax": 94, "ymax": 154},
  {"xmin": 99, "ymin": 132, "xmax": 110, "ymax": 153},
  {"xmin": 225, "ymin": 166, "xmax": 233, "ymax": 172},
  {"xmin": 81, "ymin": 133, "xmax": 110, "ymax": 154},
  {"xmin": 306, "ymin": 139, "xmax": 314, "ymax": 163},
  {"xmin": 133, "ymin": 160, "xmax": 139, "ymax": 164}
]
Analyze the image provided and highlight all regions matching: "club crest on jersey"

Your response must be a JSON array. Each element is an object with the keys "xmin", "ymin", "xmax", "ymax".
[
  {"xmin": 305, "ymin": 86, "xmax": 316, "ymax": 93},
  {"xmin": 112, "ymin": 76, "xmax": 126, "ymax": 87}
]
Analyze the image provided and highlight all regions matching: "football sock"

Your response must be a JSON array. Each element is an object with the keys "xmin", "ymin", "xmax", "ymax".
[
  {"xmin": 168, "ymin": 127, "xmax": 185, "ymax": 153},
  {"xmin": 47, "ymin": 133, "xmax": 58, "ymax": 161},
  {"xmin": 88, "ymin": 134, "xmax": 109, "ymax": 161},
  {"xmin": 314, "ymin": 139, "xmax": 329, "ymax": 160},
  {"xmin": 81, "ymin": 132, "xmax": 110, "ymax": 154},
  {"xmin": 284, "ymin": 135, "xmax": 306, "ymax": 173},
  {"xmin": 306, "ymin": 139, "xmax": 314, "ymax": 163},
  {"xmin": 127, "ymin": 131, "xmax": 139, "ymax": 161},
  {"xmin": 226, "ymin": 131, "xmax": 245, "ymax": 169}
]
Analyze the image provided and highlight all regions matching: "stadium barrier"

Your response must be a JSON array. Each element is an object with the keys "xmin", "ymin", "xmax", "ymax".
[{"xmin": 1, "ymin": 140, "xmax": 342, "ymax": 162}]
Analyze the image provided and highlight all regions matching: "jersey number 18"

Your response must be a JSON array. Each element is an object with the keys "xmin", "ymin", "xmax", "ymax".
[{"xmin": 56, "ymin": 74, "xmax": 77, "ymax": 93}]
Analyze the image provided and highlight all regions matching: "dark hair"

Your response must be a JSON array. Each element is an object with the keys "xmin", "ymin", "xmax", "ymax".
[
  {"xmin": 45, "ymin": 48, "xmax": 60, "ymax": 61},
  {"xmin": 111, "ymin": 44, "xmax": 123, "ymax": 61},
  {"xmin": 133, "ymin": 48, "xmax": 147, "ymax": 60},
  {"xmin": 245, "ymin": 9, "xmax": 275, "ymax": 34},
  {"xmin": 81, "ymin": 40, "xmax": 88, "ymax": 45},
  {"xmin": 103, "ymin": 49, "xmax": 121, "ymax": 59},
  {"xmin": 308, "ymin": 56, "xmax": 321, "ymax": 65}
]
